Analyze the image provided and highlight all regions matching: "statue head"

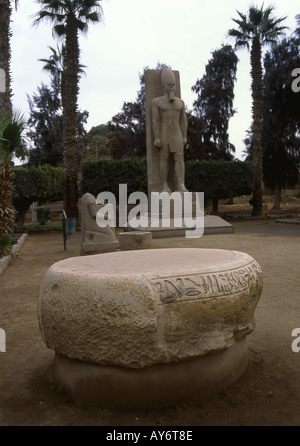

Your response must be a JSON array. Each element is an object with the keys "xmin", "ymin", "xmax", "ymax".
[{"xmin": 161, "ymin": 66, "xmax": 176, "ymax": 101}]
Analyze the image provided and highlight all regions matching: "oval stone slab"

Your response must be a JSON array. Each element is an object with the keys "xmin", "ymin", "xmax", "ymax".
[{"xmin": 38, "ymin": 248, "xmax": 263, "ymax": 369}]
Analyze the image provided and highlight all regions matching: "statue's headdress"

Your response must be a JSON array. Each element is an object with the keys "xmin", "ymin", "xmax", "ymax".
[{"xmin": 161, "ymin": 66, "xmax": 175, "ymax": 85}]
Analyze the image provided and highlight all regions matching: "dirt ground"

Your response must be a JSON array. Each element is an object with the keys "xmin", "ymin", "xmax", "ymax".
[{"xmin": 1, "ymin": 199, "xmax": 300, "ymax": 426}]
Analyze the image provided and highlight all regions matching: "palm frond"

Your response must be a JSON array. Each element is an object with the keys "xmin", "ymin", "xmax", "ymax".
[{"xmin": 0, "ymin": 109, "xmax": 28, "ymax": 162}]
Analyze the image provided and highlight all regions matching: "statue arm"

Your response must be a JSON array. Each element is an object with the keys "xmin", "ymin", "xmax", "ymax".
[
  {"xmin": 152, "ymin": 99, "xmax": 162, "ymax": 148},
  {"xmin": 180, "ymin": 101, "xmax": 188, "ymax": 144}
]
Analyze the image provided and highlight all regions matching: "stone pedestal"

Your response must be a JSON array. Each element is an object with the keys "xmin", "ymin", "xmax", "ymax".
[
  {"xmin": 118, "ymin": 231, "xmax": 152, "ymax": 251},
  {"xmin": 54, "ymin": 339, "xmax": 248, "ymax": 409},
  {"xmin": 38, "ymin": 248, "xmax": 263, "ymax": 409}
]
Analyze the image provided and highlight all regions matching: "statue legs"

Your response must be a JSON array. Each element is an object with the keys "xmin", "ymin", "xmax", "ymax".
[
  {"xmin": 159, "ymin": 155, "xmax": 171, "ymax": 193},
  {"xmin": 174, "ymin": 153, "xmax": 188, "ymax": 193},
  {"xmin": 159, "ymin": 148, "xmax": 188, "ymax": 193}
]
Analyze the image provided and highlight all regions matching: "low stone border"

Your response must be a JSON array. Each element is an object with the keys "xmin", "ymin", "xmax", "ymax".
[
  {"xmin": 223, "ymin": 213, "xmax": 300, "ymax": 221},
  {"xmin": 0, "ymin": 255, "xmax": 11, "ymax": 275},
  {"xmin": 0, "ymin": 233, "xmax": 28, "ymax": 276},
  {"xmin": 276, "ymin": 218, "xmax": 300, "ymax": 225}
]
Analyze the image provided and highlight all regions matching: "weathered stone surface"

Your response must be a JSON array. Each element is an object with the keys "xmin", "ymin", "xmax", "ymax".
[
  {"xmin": 145, "ymin": 67, "xmax": 188, "ymax": 195},
  {"xmin": 118, "ymin": 231, "xmax": 152, "ymax": 250},
  {"xmin": 54, "ymin": 338, "xmax": 248, "ymax": 409},
  {"xmin": 38, "ymin": 248, "xmax": 263, "ymax": 369},
  {"xmin": 80, "ymin": 193, "xmax": 119, "ymax": 255}
]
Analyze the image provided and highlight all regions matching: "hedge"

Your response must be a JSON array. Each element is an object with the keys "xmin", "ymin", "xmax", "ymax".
[
  {"xmin": 80, "ymin": 158, "xmax": 148, "ymax": 199},
  {"xmin": 13, "ymin": 164, "xmax": 66, "ymax": 228},
  {"xmin": 80, "ymin": 158, "xmax": 254, "ymax": 204}
]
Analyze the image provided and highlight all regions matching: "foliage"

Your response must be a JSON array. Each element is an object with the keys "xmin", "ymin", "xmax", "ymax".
[
  {"xmin": 80, "ymin": 158, "xmax": 147, "ymax": 199},
  {"xmin": 185, "ymin": 160, "xmax": 254, "ymax": 200},
  {"xmin": 191, "ymin": 44, "xmax": 238, "ymax": 160},
  {"xmin": 81, "ymin": 124, "xmax": 112, "ymax": 161},
  {"xmin": 0, "ymin": 109, "xmax": 28, "ymax": 235},
  {"xmin": 27, "ymin": 45, "xmax": 88, "ymax": 167},
  {"xmin": 107, "ymin": 62, "xmax": 167, "ymax": 159},
  {"xmin": 80, "ymin": 158, "xmax": 253, "ymax": 212},
  {"xmin": 27, "ymin": 82, "xmax": 63, "ymax": 166},
  {"xmin": 262, "ymin": 34, "xmax": 300, "ymax": 203},
  {"xmin": 35, "ymin": 206, "xmax": 51, "ymax": 225},
  {"xmin": 13, "ymin": 164, "xmax": 66, "ymax": 204},
  {"xmin": 0, "ymin": 233, "xmax": 17, "ymax": 258},
  {"xmin": 185, "ymin": 113, "xmax": 207, "ymax": 161},
  {"xmin": 0, "ymin": 109, "xmax": 28, "ymax": 162},
  {"xmin": 108, "ymin": 101, "xmax": 146, "ymax": 159},
  {"xmin": 13, "ymin": 164, "xmax": 66, "ymax": 228}
]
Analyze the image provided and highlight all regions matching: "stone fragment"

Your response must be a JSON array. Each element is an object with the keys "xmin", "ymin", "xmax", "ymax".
[
  {"xmin": 118, "ymin": 231, "xmax": 152, "ymax": 251},
  {"xmin": 80, "ymin": 193, "xmax": 119, "ymax": 255}
]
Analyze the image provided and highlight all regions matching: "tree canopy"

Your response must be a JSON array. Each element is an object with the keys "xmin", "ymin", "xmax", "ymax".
[
  {"xmin": 191, "ymin": 44, "xmax": 238, "ymax": 160},
  {"xmin": 262, "ymin": 33, "xmax": 300, "ymax": 207}
]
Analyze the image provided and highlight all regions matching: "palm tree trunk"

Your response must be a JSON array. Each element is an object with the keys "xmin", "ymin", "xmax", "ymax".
[
  {"xmin": 0, "ymin": 0, "xmax": 12, "ymax": 112},
  {"xmin": 63, "ymin": 12, "xmax": 79, "ymax": 219},
  {"xmin": 0, "ymin": 162, "xmax": 15, "ymax": 236},
  {"xmin": 250, "ymin": 37, "xmax": 263, "ymax": 217},
  {"xmin": 0, "ymin": 1, "xmax": 14, "ymax": 236}
]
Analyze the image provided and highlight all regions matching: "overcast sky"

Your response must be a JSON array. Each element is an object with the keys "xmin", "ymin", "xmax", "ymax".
[{"xmin": 10, "ymin": 0, "xmax": 299, "ymax": 160}]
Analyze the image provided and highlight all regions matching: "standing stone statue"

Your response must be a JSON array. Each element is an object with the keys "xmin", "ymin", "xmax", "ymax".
[{"xmin": 150, "ymin": 66, "xmax": 188, "ymax": 193}]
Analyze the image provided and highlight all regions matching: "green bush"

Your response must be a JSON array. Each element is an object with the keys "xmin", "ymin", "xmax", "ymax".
[
  {"xmin": 0, "ymin": 234, "xmax": 17, "ymax": 258},
  {"xmin": 185, "ymin": 160, "xmax": 254, "ymax": 198},
  {"xmin": 35, "ymin": 206, "xmax": 51, "ymax": 225},
  {"xmin": 80, "ymin": 158, "xmax": 147, "ymax": 199},
  {"xmin": 13, "ymin": 164, "xmax": 66, "ymax": 204},
  {"xmin": 13, "ymin": 164, "xmax": 66, "ymax": 229},
  {"xmin": 185, "ymin": 160, "xmax": 254, "ymax": 213},
  {"xmin": 80, "ymin": 158, "xmax": 254, "ymax": 213}
]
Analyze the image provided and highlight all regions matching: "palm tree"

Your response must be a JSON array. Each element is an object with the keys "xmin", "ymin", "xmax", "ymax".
[
  {"xmin": 228, "ymin": 4, "xmax": 287, "ymax": 216},
  {"xmin": 39, "ymin": 44, "xmax": 86, "ymax": 114},
  {"xmin": 0, "ymin": 110, "xmax": 27, "ymax": 238},
  {"xmin": 0, "ymin": 1, "xmax": 20, "ymax": 237},
  {"xmin": 34, "ymin": 0, "xmax": 103, "ymax": 219},
  {"xmin": 0, "ymin": 1, "xmax": 18, "ymax": 112},
  {"xmin": 39, "ymin": 44, "xmax": 67, "ymax": 95}
]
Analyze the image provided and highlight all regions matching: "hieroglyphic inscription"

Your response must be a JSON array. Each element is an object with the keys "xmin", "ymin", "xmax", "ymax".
[{"xmin": 153, "ymin": 262, "xmax": 262, "ymax": 304}]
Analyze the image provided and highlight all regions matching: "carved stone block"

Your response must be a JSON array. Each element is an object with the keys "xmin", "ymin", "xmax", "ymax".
[{"xmin": 38, "ymin": 248, "xmax": 263, "ymax": 407}]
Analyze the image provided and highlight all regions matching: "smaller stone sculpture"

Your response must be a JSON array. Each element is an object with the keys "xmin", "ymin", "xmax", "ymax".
[{"xmin": 80, "ymin": 193, "xmax": 119, "ymax": 255}]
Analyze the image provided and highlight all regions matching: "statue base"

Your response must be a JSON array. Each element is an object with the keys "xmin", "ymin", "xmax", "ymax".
[{"xmin": 126, "ymin": 215, "xmax": 234, "ymax": 238}]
